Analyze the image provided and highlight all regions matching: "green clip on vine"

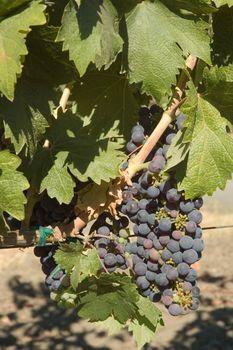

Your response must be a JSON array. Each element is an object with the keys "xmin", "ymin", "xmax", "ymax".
[{"xmin": 1, "ymin": 0, "xmax": 233, "ymax": 348}]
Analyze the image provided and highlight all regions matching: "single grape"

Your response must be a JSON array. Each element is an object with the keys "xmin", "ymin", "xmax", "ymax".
[
  {"xmin": 179, "ymin": 236, "xmax": 194, "ymax": 250},
  {"xmin": 185, "ymin": 268, "xmax": 197, "ymax": 282},
  {"xmin": 148, "ymin": 155, "xmax": 166, "ymax": 173},
  {"xmin": 149, "ymin": 291, "xmax": 161, "ymax": 302},
  {"xmin": 137, "ymin": 237, "xmax": 145, "ymax": 246},
  {"xmin": 143, "ymin": 239, "xmax": 153, "ymax": 249},
  {"xmin": 182, "ymin": 281, "xmax": 193, "ymax": 292},
  {"xmin": 185, "ymin": 221, "xmax": 197, "ymax": 234},
  {"xmin": 131, "ymin": 130, "xmax": 144, "ymax": 144},
  {"xmin": 138, "ymin": 223, "xmax": 150, "ymax": 236},
  {"xmin": 172, "ymin": 230, "xmax": 183, "ymax": 240},
  {"xmin": 118, "ymin": 216, "xmax": 129, "ymax": 229},
  {"xmin": 108, "ymin": 266, "xmax": 117, "ymax": 273},
  {"xmin": 147, "ymin": 261, "xmax": 159, "ymax": 272},
  {"xmin": 146, "ymin": 270, "xmax": 156, "ymax": 282},
  {"xmin": 166, "ymin": 188, "xmax": 181, "ymax": 203},
  {"xmin": 149, "ymin": 248, "xmax": 160, "ymax": 262},
  {"xmin": 194, "ymin": 198, "xmax": 203, "ymax": 209},
  {"xmin": 97, "ymin": 226, "xmax": 110, "ymax": 236},
  {"xmin": 136, "ymin": 276, "xmax": 150, "ymax": 290},
  {"xmin": 170, "ymin": 210, "xmax": 178, "ymax": 218},
  {"xmin": 161, "ymin": 248, "xmax": 172, "ymax": 261},
  {"xmin": 98, "ymin": 247, "xmax": 107, "ymax": 258},
  {"xmin": 171, "ymin": 251, "xmax": 182, "ymax": 264},
  {"xmin": 116, "ymin": 254, "xmax": 125, "ymax": 265},
  {"xmin": 122, "ymin": 191, "xmax": 133, "ymax": 203},
  {"xmin": 177, "ymin": 262, "xmax": 190, "ymax": 276},
  {"xmin": 166, "ymin": 267, "xmax": 178, "ymax": 281},
  {"xmin": 138, "ymin": 199, "xmax": 149, "ymax": 210},
  {"xmin": 159, "ymin": 218, "xmax": 172, "ymax": 232},
  {"xmin": 148, "ymin": 231, "xmax": 156, "ymax": 240},
  {"xmin": 192, "ymin": 239, "xmax": 204, "ymax": 253},
  {"xmin": 156, "ymin": 273, "xmax": 169, "ymax": 287},
  {"xmin": 161, "ymin": 264, "xmax": 173, "ymax": 274},
  {"xmin": 160, "ymin": 180, "xmax": 172, "ymax": 193},
  {"xmin": 183, "ymin": 249, "xmax": 198, "ymax": 264},
  {"xmin": 163, "ymin": 289, "xmax": 173, "ymax": 297},
  {"xmin": 155, "ymin": 147, "xmax": 163, "ymax": 155},
  {"xmin": 188, "ymin": 210, "xmax": 203, "ymax": 224},
  {"xmin": 168, "ymin": 303, "xmax": 182, "ymax": 316},
  {"xmin": 195, "ymin": 227, "xmax": 202, "ymax": 239},
  {"xmin": 134, "ymin": 262, "xmax": 147, "ymax": 276},
  {"xmin": 159, "ymin": 235, "xmax": 170, "ymax": 246},
  {"xmin": 147, "ymin": 186, "xmax": 160, "ymax": 198},
  {"xmin": 179, "ymin": 200, "xmax": 195, "ymax": 213},
  {"xmin": 190, "ymin": 298, "xmax": 200, "ymax": 310},
  {"xmin": 51, "ymin": 280, "xmax": 62, "ymax": 291},
  {"xmin": 142, "ymin": 288, "xmax": 151, "ymax": 297},
  {"xmin": 125, "ymin": 242, "xmax": 138, "ymax": 254},
  {"xmin": 126, "ymin": 200, "xmax": 139, "ymax": 215},
  {"xmin": 167, "ymin": 239, "xmax": 180, "ymax": 253},
  {"xmin": 137, "ymin": 209, "xmax": 149, "ymax": 223},
  {"xmin": 137, "ymin": 246, "xmax": 149, "ymax": 258},
  {"xmin": 131, "ymin": 182, "xmax": 141, "ymax": 195},
  {"xmin": 126, "ymin": 142, "xmax": 137, "ymax": 154},
  {"xmin": 133, "ymin": 255, "xmax": 143, "ymax": 265},
  {"xmin": 147, "ymin": 214, "xmax": 156, "ymax": 226},
  {"xmin": 176, "ymin": 113, "xmax": 186, "ymax": 130},
  {"xmin": 140, "ymin": 171, "xmax": 153, "ymax": 189},
  {"xmin": 191, "ymin": 286, "xmax": 200, "ymax": 297},
  {"xmin": 104, "ymin": 253, "xmax": 117, "ymax": 267},
  {"xmin": 162, "ymin": 295, "xmax": 173, "ymax": 306},
  {"xmin": 131, "ymin": 124, "xmax": 144, "ymax": 134}
]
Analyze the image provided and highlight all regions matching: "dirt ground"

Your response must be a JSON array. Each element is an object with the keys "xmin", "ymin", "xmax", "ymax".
[{"xmin": 0, "ymin": 182, "xmax": 233, "ymax": 350}]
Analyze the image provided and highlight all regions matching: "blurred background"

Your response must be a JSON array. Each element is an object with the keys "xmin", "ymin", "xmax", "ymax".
[{"xmin": 0, "ymin": 181, "xmax": 233, "ymax": 350}]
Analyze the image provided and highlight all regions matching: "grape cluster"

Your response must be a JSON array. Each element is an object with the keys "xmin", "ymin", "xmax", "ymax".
[
  {"xmin": 34, "ymin": 245, "xmax": 69, "ymax": 292},
  {"xmin": 92, "ymin": 213, "xmax": 130, "ymax": 272},
  {"xmin": 120, "ymin": 111, "xmax": 204, "ymax": 315},
  {"xmin": 32, "ymin": 193, "xmax": 76, "ymax": 227}
]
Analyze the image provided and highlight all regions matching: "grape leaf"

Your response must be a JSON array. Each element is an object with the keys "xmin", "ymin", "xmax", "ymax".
[
  {"xmin": 0, "ymin": 0, "xmax": 46, "ymax": 100},
  {"xmin": 56, "ymin": 0, "xmax": 123, "ymax": 76},
  {"xmin": 55, "ymin": 243, "xmax": 100, "ymax": 287},
  {"xmin": 40, "ymin": 157, "xmax": 76, "ymax": 205},
  {"xmin": 178, "ymin": 86, "xmax": 233, "ymax": 198},
  {"xmin": 128, "ymin": 296, "xmax": 163, "ymax": 349},
  {"xmin": 212, "ymin": 6, "xmax": 233, "ymax": 65},
  {"xmin": 0, "ymin": 150, "xmax": 29, "ymax": 220},
  {"xmin": 165, "ymin": 131, "xmax": 190, "ymax": 171},
  {"xmin": 54, "ymin": 241, "xmax": 83, "ymax": 272},
  {"xmin": 46, "ymin": 112, "xmax": 125, "ymax": 184},
  {"xmin": 126, "ymin": 1, "xmax": 210, "ymax": 101},
  {"xmin": 94, "ymin": 316, "xmax": 123, "ymax": 336},
  {"xmin": 72, "ymin": 66, "xmax": 139, "ymax": 138},
  {"xmin": 213, "ymin": 0, "xmax": 233, "ymax": 7},
  {"xmin": 77, "ymin": 273, "xmax": 139, "ymax": 323},
  {"xmin": 0, "ymin": 79, "xmax": 56, "ymax": 157}
]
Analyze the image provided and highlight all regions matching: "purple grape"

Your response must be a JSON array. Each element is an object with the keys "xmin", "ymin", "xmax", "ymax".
[
  {"xmin": 143, "ymin": 239, "xmax": 153, "ymax": 249},
  {"xmin": 180, "ymin": 200, "xmax": 195, "ymax": 213},
  {"xmin": 161, "ymin": 264, "xmax": 173, "ymax": 274},
  {"xmin": 147, "ymin": 214, "xmax": 156, "ymax": 226},
  {"xmin": 138, "ymin": 223, "xmax": 150, "ymax": 236},
  {"xmin": 97, "ymin": 226, "xmax": 110, "ymax": 236},
  {"xmin": 168, "ymin": 303, "xmax": 182, "ymax": 316},
  {"xmin": 98, "ymin": 248, "xmax": 107, "ymax": 258},
  {"xmin": 131, "ymin": 130, "xmax": 144, "ymax": 144},
  {"xmin": 179, "ymin": 236, "xmax": 194, "ymax": 250},
  {"xmin": 126, "ymin": 141, "xmax": 137, "ymax": 154},
  {"xmin": 153, "ymin": 238, "xmax": 163, "ymax": 250},
  {"xmin": 167, "ymin": 239, "xmax": 180, "ymax": 253},
  {"xmin": 162, "ymin": 295, "xmax": 173, "ymax": 306},
  {"xmin": 104, "ymin": 253, "xmax": 117, "ymax": 267},
  {"xmin": 149, "ymin": 248, "xmax": 160, "ymax": 262},
  {"xmin": 142, "ymin": 288, "xmax": 151, "ymax": 297},
  {"xmin": 166, "ymin": 267, "xmax": 178, "ymax": 281},
  {"xmin": 177, "ymin": 262, "xmax": 190, "ymax": 276},
  {"xmin": 126, "ymin": 200, "xmax": 139, "ymax": 214},
  {"xmin": 166, "ymin": 188, "xmax": 181, "ymax": 203},
  {"xmin": 146, "ymin": 270, "xmax": 156, "ymax": 282},
  {"xmin": 148, "ymin": 155, "xmax": 166, "ymax": 173},
  {"xmin": 160, "ymin": 180, "xmax": 172, "ymax": 193},
  {"xmin": 116, "ymin": 254, "xmax": 125, "ymax": 265},
  {"xmin": 159, "ymin": 218, "xmax": 172, "ymax": 232},
  {"xmin": 159, "ymin": 234, "xmax": 170, "ymax": 246},
  {"xmin": 131, "ymin": 124, "xmax": 144, "ymax": 134},
  {"xmin": 166, "ymin": 133, "xmax": 176, "ymax": 145},
  {"xmin": 176, "ymin": 113, "xmax": 186, "ymax": 130},
  {"xmin": 172, "ymin": 251, "xmax": 183, "ymax": 264},
  {"xmin": 194, "ymin": 198, "xmax": 203, "ymax": 209},
  {"xmin": 182, "ymin": 281, "xmax": 193, "ymax": 292},
  {"xmin": 172, "ymin": 230, "xmax": 183, "ymax": 240},
  {"xmin": 185, "ymin": 221, "xmax": 197, "ymax": 234},
  {"xmin": 137, "ymin": 210, "xmax": 149, "ymax": 223},
  {"xmin": 161, "ymin": 248, "xmax": 172, "ymax": 261},
  {"xmin": 183, "ymin": 249, "xmax": 198, "ymax": 264},
  {"xmin": 138, "ymin": 199, "xmax": 149, "ymax": 209},
  {"xmin": 195, "ymin": 227, "xmax": 202, "ymax": 239},
  {"xmin": 136, "ymin": 276, "xmax": 150, "ymax": 290},
  {"xmin": 147, "ymin": 261, "xmax": 159, "ymax": 272},
  {"xmin": 192, "ymin": 239, "xmax": 204, "ymax": 253},
  {"xmin": 185, "ymin": 268, "xmax": 197, "ymax": 282},
  {"xmin": 190, "ymin": 298, "xmax": 200, "ymax": 310},
  {"xmin": 188, "ymin": 210, "xmax": 203, "ymax": 224},
  {"xmin": 134, "ymin": 262, "xmax": 147, "ymax": 276},
  {"xmin": 156, "ymin": 273, "xmax": 169, "ymax": 287},
  {"xmin": 147, "ymin": 186, "xmax": 160, "ymax": 198}
]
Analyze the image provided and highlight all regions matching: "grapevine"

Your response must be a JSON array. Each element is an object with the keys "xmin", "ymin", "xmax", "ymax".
[{"xmin": 0, "ymin": 0, "xmax": 233, "ymax": 348}]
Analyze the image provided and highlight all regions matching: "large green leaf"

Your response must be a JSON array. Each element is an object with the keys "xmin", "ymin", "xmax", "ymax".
[
  {"xmin": 73, "ymin": 67, "xmax": 139, "ymax": 138},
  {"xmin": 0, "ymin": 150, "xmax": 29, "ymax": 220},
  {"xmin": 77, "ymin": 273, "xmax": 139, "ymax": 323},
  {"xmin": 177, "ymin": 81, "xmax": 233, "ymax": 198},
  {"xmin": 126, "ymin": 1, "xmax": 210, "ymax": 101},
  {"xmin": 94, "ymin": 316, "xmax": 123, "ymax": 336},
  {"xmin": 0, "ymin": 0, "xmax": 46, "ymax": 100},
  {"xmin": 56, "ymin": 0, "xmax": 123, "ymax": 76},
  {"xmin": 0, "ymin": 79, "xmax": 56, "ymax": 156},
  {"xmin": 46, "ymin": 112, "xmax": 125, "ymax": 184},
  {"xmin": 128, "ymin": 296, "xmax": 163, "ymax": 349},
  {"xmin": 161, "ymin": 0, "xmax": 216, "ymax": 14}
]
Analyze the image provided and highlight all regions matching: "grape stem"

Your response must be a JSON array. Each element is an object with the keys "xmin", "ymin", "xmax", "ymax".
[{"xmin": 127, "ymin": 55, "xmax": 197, "ymax": 178}]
